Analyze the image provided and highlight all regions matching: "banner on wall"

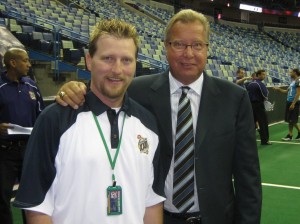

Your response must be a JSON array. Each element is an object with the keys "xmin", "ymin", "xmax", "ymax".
[
  {"xmin": 0, "ymin": 26, "xmax": 24, "ymax": 56},
  {"xmin": 0, "ymin": 26, "xmax": 24, "ymax": 69}
]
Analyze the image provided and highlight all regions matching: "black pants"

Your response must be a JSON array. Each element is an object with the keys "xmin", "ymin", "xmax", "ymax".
[
  {"xmin": 0, "ymin": 143, "xmax": 27, "ymax": 224},
  {"xmin": 164, "ymin": 210, "xmax": 202, "ymax": 224},
  {"xmin": 251, "ymin": 102, "xmax": 269, "ymax": 144},
  {"xmin": 164, "ymin": 214, "xmax": 187, "ymax": 224}
]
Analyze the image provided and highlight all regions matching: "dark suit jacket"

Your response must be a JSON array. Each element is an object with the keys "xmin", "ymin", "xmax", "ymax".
[{"xmin": 128, "ymin": 71, "xmax": 262, "ymax": 224}]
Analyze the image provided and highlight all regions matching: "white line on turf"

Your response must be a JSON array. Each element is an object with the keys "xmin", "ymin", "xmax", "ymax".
[
  {"xmin": 256, "ymin": 140, "xmax": 300, "ymax": 145},
  {"xmin": 262, "ymin": 183, "xmax": 300, "ymax": 190}
]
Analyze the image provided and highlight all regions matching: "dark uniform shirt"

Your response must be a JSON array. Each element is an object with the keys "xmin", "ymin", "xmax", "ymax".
[
  {"xmin": 246, "ymin": 80, "xmax": 268, "ymax": 102},
  {"xmin": 0, "ymin": 71, "xmax": 44, "ymax": 141}
]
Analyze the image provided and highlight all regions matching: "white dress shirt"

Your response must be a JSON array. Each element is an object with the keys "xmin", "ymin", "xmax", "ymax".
[{"xmin": 164, "ymin": 72, "xmax": 204, "ymax": 213}]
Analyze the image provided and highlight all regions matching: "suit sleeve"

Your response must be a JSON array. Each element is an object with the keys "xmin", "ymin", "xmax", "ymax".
[{"xmin": 233, "ymin": 90, "xmax": 262, "ymax": 224}]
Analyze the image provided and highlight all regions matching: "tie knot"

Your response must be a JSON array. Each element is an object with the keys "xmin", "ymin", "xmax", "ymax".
[{"xmin": 181, "ymin": 86, "xmax": 190, "ymax": 97}]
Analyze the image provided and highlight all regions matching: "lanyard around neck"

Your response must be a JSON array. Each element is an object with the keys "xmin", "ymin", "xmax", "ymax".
[{"xmin": 92, "ymin": 112, "xmax": 126, "ymax": 183}]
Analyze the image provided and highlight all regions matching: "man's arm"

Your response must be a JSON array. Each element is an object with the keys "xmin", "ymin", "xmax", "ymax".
[
  {"xmin": 289, "ymin": 86, "xmax": 300, "ymax": 110},
  {"xmin": 0, "ymin": 123, "xmax": 13, "ymax": 136},
  {"xmin": 25, "ymin": 211, "xmax": 52, "ymax": 224},
  {"xmin": 273, "ymin": 86, "xmax": 288, "ymax": 94},
  {"xmin": 55, "ymin": 81, "xmax": 87, "ymax": 109},
  {"xmin": 236, "ymin": 77, "xmax": 251, "ymax": 85},
  {"xmin": 143, "ymin": 202, "xmax": 163, "ymax": 224}
]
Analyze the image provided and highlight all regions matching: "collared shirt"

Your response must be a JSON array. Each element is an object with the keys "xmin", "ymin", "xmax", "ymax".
[
  {"xmin": 0, "ymin": 71, "xmax": 44, "ymax": 140},
  {"xmin": 14, "ymin": 91, "xmax": 165, "ymax": 223},
  {"xmin": 164, "ymin": 72, "xmax": 203, "ymax": 213}
]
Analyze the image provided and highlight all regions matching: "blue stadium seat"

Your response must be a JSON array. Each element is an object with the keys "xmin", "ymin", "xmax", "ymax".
[
  {"xmin": 62, "ymin": 48, "xmax": 82, "ymax": 65},
  {"xmin": 30, "ymin": 31, "xmax": 52, "ymax": 53},
  {"xmin": 22, "ymin": 25, "xmax": 34, "ymax": 33}
]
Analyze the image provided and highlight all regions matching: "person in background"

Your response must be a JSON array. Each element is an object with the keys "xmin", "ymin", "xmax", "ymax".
[
  {"xmin": 246, "ymin": 72, "xmax": 260, "ymax": 131},
  {"xmin": 273, "ymin": 68, "xmax": 300, "ymax": 141},
  {"xmin": 56, "ymin": 9, "xmax": 262, "ymax": 224},
  {"xmin": 234, "ymin": 67, "xmax": 251, "ymax": 88},
  {"xmin": 13, "ymin": 19, "xmax": 165, "ymax": 224},
  {"xmin": 247, "ymin": 69, "xmax": 271, "ymax": 145},
  {"xmin": 0, "ymin": 48, "xmax": 44, "ymax": 224}
]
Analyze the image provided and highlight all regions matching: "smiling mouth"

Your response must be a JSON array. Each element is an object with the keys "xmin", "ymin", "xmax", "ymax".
[
  {"xmin": 108, "ymin": 77, "xmax": 122, "ymax": 82},
  {"xmin": 181, "ymin": 63, "xmax": 195, "ymax": 67}
]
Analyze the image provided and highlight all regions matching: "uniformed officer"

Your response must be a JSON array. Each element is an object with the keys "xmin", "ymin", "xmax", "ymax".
[{"xmin": 0, "ymin": 48, "xmax": 44, "ymax": 224}]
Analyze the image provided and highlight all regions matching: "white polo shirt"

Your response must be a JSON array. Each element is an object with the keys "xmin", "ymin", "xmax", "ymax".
[{"xmin": 14, "ymin": 92, "xmax": 165, "ymax": 224}]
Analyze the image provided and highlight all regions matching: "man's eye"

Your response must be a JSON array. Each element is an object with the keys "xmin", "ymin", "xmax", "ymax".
[
  {"xmin": 174, "ymin": 42, "xmax": 183, "ymax": 47},
  {"xmin": 193, "ymin": 43, "xmax": 202, "ymax": 47},
  {"xmin": 103, "ymin": 57, "xmax": 113, "ymax": 61},
  {"xmin": 123, "ymin": 58, "xmax": 132, "ymax": 64}
]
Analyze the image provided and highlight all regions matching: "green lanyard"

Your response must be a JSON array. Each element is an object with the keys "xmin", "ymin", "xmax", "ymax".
[{"xmin": 92, "ymin": 112, "xmax": 126, "ymax": 185}]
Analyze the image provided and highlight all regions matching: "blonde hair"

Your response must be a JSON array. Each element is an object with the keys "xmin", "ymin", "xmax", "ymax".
[
  {"xmin": 89, "ymin": 19, "xmax": 139, "ymax": 58},
  {"xmin": 165, "ymin": 9, "xmax": 210, "ymax": 43}
]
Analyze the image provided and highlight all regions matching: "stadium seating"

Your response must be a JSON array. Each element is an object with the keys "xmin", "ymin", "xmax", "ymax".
[
  {"xmin": 30, "ymin": 31, "xmax": 52, "ymax": 53},
  {"xmin": 0, "ymin": 0, "xmax": 298, "ymax": 85}
]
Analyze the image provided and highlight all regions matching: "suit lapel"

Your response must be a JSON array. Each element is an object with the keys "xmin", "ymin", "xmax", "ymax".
[
  {"xmin": 148, "ymin": 72, "xmax": 174, "ymax": 149},
  {"xmin": 194, "ymin": 74, "xmax": 221, "ymax": 154}
]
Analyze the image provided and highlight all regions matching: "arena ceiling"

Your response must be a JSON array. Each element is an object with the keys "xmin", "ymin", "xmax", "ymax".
[{"xmin": 209, "ymin": 0, "xmax": 300, "ymax": 10}]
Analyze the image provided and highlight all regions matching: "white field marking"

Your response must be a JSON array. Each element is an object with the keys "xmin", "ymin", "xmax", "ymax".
[
  {"xmin": 262, "ymin": 183, "xmax": 300, "ymax": 190},
  {"xmin": 269, "ymin": 117, "xmax": 300, "ymax": 127},
  {"xmin": 269, "ymin": 121, "xmax": 285, "ymax": 126},
  {"xmin": 256, "ymin": 140, "xmax": 300, "ymax": 145},
  {"xmin": 256, "ymin": 139, "xmax": 300, "ymax": 145}
]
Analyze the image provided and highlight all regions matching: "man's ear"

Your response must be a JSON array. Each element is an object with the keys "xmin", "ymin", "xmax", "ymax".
[
  {"xmin": 85, "ymin": 53, "xmax": 92, "ymax": 71},
  {"xmin": 9, "ymin": 59, "xmax": 17, "ymax": 68}
]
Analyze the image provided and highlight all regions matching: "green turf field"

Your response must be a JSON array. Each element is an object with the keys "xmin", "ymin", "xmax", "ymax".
[
  {"xmin": 12, "ymin": 122, "xmax": 300, "ymax": 223},
  {"xmin": 259, "ymin": 122, "xmax": 300, "ymax": 224}
]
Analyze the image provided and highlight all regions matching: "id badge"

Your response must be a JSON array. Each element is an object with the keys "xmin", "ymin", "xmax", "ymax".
[{"xmin": 107, "ymin": 185, "xmax": 122, "ymax": 215}]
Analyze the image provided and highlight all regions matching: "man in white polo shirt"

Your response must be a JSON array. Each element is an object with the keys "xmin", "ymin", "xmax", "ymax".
[{"xmin": 13, "ymin": 19, "xmax": 165, "ymax": 224}]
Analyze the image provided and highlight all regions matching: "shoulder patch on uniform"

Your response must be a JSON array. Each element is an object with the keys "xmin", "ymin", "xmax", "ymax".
[{"xmin": 29, "ymin": 91, "xmax": 36, "ymax": 100}]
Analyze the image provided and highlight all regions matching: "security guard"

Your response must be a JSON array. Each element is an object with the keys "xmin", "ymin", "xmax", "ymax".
[{"xmin": 0, "ymin": 48, "xmax": 44, "ymax": 224}]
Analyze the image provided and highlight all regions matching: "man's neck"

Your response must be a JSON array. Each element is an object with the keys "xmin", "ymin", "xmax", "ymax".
[
  {"xmin": 90, "ymin": 88, "xmax": 124, "ymax": 108},
  {"xmin": 6, "ymin": 71, "xmax": 19, "ymax": 82}
]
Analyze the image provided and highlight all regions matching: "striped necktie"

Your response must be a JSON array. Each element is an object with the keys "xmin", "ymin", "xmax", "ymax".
[{"xmin": 173, "ymin": 86, "xmax": 195, "ymax": 213}]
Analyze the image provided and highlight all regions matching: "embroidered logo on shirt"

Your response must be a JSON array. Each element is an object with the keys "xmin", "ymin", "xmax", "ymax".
[
  {"xmin": 137, "ymin": 135, "xmax": 149, "ymax": 154},
  {"xmin": 28, "ymin": 91, "xmax": 36, "ymax": 100}
]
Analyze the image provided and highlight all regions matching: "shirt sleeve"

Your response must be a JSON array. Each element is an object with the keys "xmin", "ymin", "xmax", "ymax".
[
  {"xmin": 13, "ymin": 105, "xmax": 62, "ymax": 210},
  {"xmin": 22, "ymin": 180, "xmax": 56, "ymax": 216},
  {"xmin": 145, "ymin": 160, "xmax": 165, "ymax": 207}
]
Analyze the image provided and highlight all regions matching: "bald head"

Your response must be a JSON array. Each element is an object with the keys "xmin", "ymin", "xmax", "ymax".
[{"xmin": 4, "ymin": 48, "xmax": 28, "ymax": 69}]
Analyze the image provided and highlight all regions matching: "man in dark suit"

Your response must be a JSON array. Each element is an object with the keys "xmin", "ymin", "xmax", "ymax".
[{"xmin": 56, "ymin": 9, "xmax": 262, "ymax": 224}]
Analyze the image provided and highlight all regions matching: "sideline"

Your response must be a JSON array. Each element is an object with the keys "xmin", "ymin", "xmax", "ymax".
[
  {"xmin": 259, "ymin": 140, "xmax": 300, "ymax": 145},
  {"xmin": 256, "ymin": 139, "xmax": 300, "ymax": 145},
  {"xmin": 269, "ymin": 121, "xmax": 285, "ymax": 126},
  {"xmin": 262, "ymin": 182, "xmax": 300, "ymax": 190}
]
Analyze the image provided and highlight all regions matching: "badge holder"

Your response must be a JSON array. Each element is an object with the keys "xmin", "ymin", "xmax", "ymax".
[{"xmin": 107, "ymin": 180, "xmax": 122, "ymax": 215}]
